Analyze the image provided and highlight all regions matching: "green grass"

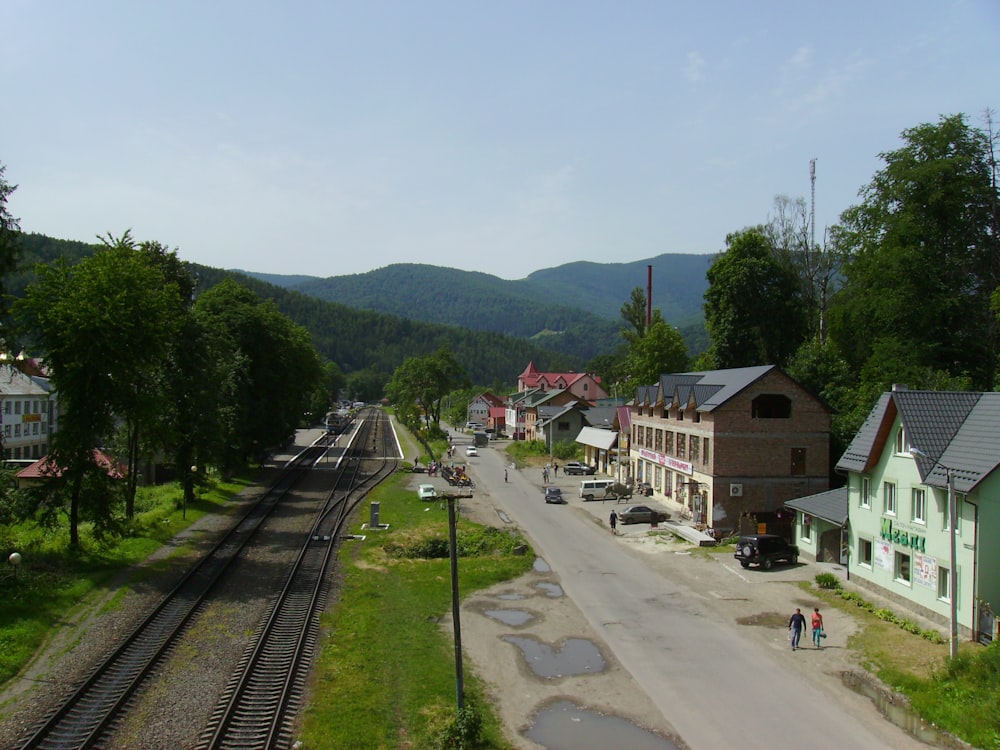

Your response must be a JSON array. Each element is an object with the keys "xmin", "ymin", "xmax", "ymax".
[
  {"xmin": 802, "ymin": 577, "xmax": 1000, "ymax": 748},
  {"xmin": 300, "ymin": 473, "xmax": 534, "ymax": 749},
  {"xmin": 0, "ymin": 474, "xmax": 254, "ymax": 686}
]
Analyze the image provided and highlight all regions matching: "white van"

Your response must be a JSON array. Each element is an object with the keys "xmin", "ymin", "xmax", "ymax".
[{"xmin": 579, "ymin": 478, "xmax": 616, "ymax": 501}]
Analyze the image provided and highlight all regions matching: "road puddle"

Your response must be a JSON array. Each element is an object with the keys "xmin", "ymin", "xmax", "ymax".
[
  {"xmin": 534, "ymin": 581, "xmax": 564, "ymax": 598},
  {"xmin": 533, "ymin": 557, "xmax": 552, "ymax": 573},
  {"xmin": 524, "ymin": 700, "xmax": 680, "ymax": 749},
  {"xmin": 484, "ymin": 609, "xmax": 535, "ymax": 627},
  {"xmin": 502, "ymin": 635, "xmax": 605, "ymax": 678}
]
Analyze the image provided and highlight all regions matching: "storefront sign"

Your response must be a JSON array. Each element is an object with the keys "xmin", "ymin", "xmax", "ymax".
[
  {"xmin": 637, "ymin": 449, "xmax": 692, "ymax": 475},
  {"xmin": 879, "ymin": 518, "xmax": 926, "ymax": 553}
]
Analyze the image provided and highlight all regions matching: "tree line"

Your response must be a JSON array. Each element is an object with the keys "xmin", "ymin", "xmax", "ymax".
[
  {"xmin": 0, "ymin": 196, "xmax": 331, "ymax": 544},
  {"xmin": 593, "ymin": 112, "xmax": 1000, "ymax": 455}
]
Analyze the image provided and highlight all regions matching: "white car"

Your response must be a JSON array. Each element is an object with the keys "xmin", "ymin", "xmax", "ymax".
[
  {"xmin": 417, "ymin": 484, "xmax": 438, "ymax": 500},
  {"xmin": 465, "ymin": 446, "xmax": 478, "ymax": 457}
]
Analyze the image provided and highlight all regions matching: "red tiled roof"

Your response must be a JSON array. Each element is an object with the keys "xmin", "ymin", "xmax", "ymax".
[{"xmin": 17, "ymin": 450, "xmax": 126, "ymax": 480}]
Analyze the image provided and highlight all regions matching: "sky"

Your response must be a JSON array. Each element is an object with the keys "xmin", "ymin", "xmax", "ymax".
[{"xmin": 3, "ymin": 1, "xmax": 998, "ymax": 280}]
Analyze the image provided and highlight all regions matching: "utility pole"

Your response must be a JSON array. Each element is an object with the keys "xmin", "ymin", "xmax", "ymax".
[{"xmin": 443, "ymin": 491, "xmax": 473, "ymax": 709}]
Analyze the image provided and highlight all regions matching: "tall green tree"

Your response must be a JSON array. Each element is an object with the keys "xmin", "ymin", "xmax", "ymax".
[
  {"xmin": 829, "ymin": 113, "xmax": 1000, "ymax": 389},
  {"xmin": 195, "ymin": 279, "xmax": 324, "ymax": 475},
  {"xmin": 16, "ymin": 240, "xmax": 185, "ymax": 544},
  {"xmin": 0, "ymin": 164, "xmax": 21, "ymax": 298},
  {"xmin": 385, "ymin": 348, "xmax": 468, "ymax": 431},
  {"xmin": 621, "ymin": 319, "xmax": 689, "ymax": 391},
  {"xmin": 703, "ymin": 227, "xmax": 809, "ymax": 369}
]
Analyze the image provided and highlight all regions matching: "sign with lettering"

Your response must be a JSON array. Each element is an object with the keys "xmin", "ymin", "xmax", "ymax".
[
  {"xmin": 637, "ymin": 449, "xmax": 692, "ymax": 475},
  {"xmin": 879, "ymin": 518, "xmax": 926, "ymax": 554}
]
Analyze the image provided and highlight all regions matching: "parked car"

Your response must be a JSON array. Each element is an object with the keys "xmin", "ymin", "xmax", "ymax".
[
  {"xmin": 465, "ymin": 445, "xmax": 478, "ymax": 457},
  {"xmin": 417, "ymin": 484, "xmax": 438, "ymax": 501},
  {"xmin": 733, "ymin": 534, "xmax": 799, "ymax": 569},
  {"xmin": 563, "ymin": 461, "xmax": 597, "ymax": 475},
  {"xmin": 618, "ymin": 505, "xmax": 670, "ymax": 524},
  {"xmin": 544, "ymin": 487, "xmax": 565, "ymax": 504}
]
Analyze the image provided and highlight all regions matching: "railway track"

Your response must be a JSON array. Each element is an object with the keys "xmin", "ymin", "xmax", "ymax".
[
  {"xmin": 18, "ymin": 408, "xmax": 400, "ymax": 750},
  {"xmin": 199, "ymin": 408, "xmax": 399, "ymax": 749}
]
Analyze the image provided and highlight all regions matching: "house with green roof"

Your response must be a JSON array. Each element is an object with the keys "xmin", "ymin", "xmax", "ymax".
[{"xmin": 836, "ymin": 385, "xmax": 1000, "ymax": 643}]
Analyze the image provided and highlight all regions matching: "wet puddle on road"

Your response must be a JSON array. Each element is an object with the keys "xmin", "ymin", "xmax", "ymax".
[
  {"xmin": 496, "ymin": 592, "xmax": 525, "ymax": 601},
  {"xmin": 524, "ymin": 700, "xmax": 680, "ymax": 749},
  {"xmin": 534, "ymin": 581, "xmax": 564, "ymax": 598},
  {"xmin": 484, "ymin": 609, "xmax": 535, "ymax": 627},
  {"xmin": 533, "ymin": 557, "xmax": 552, "ymax": 573},
  {"xmin": 502, "ymin": 636, "xmax": 605, "ymax": 678}
]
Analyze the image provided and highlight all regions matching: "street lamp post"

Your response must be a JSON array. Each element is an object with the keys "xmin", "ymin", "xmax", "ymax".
[
  {"xmin": 911, "ymin": 447, "xmax": 959, "ymax": 659},
  {"xmin": 946, "ymin": 466, "xmax": 958, "ymax": 660}
]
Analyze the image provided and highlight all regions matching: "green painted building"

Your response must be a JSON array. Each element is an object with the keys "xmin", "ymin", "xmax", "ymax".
[{"xmin": 836, "ymin": 386, "xmax": 1000, "ymax": 643}]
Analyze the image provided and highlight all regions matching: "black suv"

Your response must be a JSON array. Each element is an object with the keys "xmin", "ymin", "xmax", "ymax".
[
  {"xmin": 563, "ymin": 461, "xmax": 596, "ymax": 475},
  {"xmin": 733, "ymin": 534, "xmax": 799, "ymax": 570}
]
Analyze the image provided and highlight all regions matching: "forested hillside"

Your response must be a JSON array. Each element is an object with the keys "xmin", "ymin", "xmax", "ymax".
[
  {"xmin": 242, "ymin": 253, "xmax": 714, "ymax": 359},
  {"xmin": 6, "ymin": 234, "xmax": 585, "ymax": 389}
]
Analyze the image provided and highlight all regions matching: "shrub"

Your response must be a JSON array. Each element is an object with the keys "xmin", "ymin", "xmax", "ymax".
[
  {"xmin": 815, "ymin": 572, "xmax": 841, "ymax": 590},
  {"xmin": 435, "ymin": 703, "xmax": 485, "ymax": 749}
]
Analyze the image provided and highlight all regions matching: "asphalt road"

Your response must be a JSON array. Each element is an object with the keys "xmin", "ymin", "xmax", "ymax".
[{"xmin": 462, "ymin": 435, "xmax": 926, "ymax": 750}]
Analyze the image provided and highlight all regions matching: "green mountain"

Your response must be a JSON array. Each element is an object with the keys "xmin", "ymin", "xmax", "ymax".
[
  {"xmin": 7, "ymin": 233, "xmax": 584, "ymax": 387},
  {"xmin": 237, "ymin": 253, "xmax": 713, "ymax": 359}
]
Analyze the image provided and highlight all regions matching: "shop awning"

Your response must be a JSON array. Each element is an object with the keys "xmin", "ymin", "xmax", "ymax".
[{"xmin": 575, "ymin": 426, "xmax": 618, "ymax": 451}]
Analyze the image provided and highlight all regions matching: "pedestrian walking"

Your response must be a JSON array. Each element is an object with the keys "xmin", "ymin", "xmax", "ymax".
[
  {"xmin": 788, "ymin": 607, "xmax": 806, "ymax": 650},
  {"xmin": 811, "ymin": 607, "xmax": 825, "ymax": 648},
  {"xmin": 504, "ymin": 468, "xmax": 508, "ymax": 483},
  {"xmin": 609, "ymin": 509, "xmax": 618, "ymax": 535},
  {"xmin": 553, "ymin": 463, "xmax": 559, "ymax": 476},
  {"xmin": 543, "ymin": 467, "xmax": 549, "ymax": 484}
]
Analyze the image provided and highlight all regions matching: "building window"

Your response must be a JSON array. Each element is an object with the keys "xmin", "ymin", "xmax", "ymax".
[
  {"xmin": 884, "ymin": 482, "xmax": 897, "ymax": 516},
  {"xmin": 858, "ymin": 537, "xmax": 873, "ymax": 568},
  {"xmin": 860, "ymin": 477, "xmax": 871, "ymax": 509},
  {"xmin": 2, "ymin": 425, "xmax": 9, "ymax": 438},
  {"xmin": 3, "ymin": 401, "xmax": 9, "ymax": 414},
  {"xmin": 800, "ymin": 513, "xmax": 812, "ymax": 542},
  {"xmin": 894, "ymin": 550, "xmax": 911, "ymax": 584},
  {"xmin": 912, "ymin": 488, "xmax": 926, "ymax": 524},
  {"xmin": 895, "ymin": 426, "xmax": 908, "ymax": 454},
  {"xmin": 938, "ymin": 566, "xmax": 951, "ymax": 602},
  {"xmin": 677, "ymin": 434, "xmax": 686, "ymax": 459},
  {"xmin": 751, "ymin": 394, "xmax": 791, "ymax": 419},
  {"xmin": 13, "ymin": 424, "xmax": 20, "ymax": 437},
  {"xmin": 790, "ymin": 448, "xmax": 806, "ymax": 475},
  {"xmin": 654, "ymin": 429, "xmax": 663, "ymax": 452},
  {"xmin": 665, "ymin": 431, "xmax": 674, "ymax": 454},
  {"xmin": 702, "ymin": 437, "xmax": 710, "ymax": 465},
  {"xmin": 689, "ymin": 435, "xmax": 699, "ymax": 462},
  {"xmin": 14, "ymin": 400, "xmax": 21, "ymax": 415}
]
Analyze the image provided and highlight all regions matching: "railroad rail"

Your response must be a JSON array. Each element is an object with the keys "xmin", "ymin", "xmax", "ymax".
[
  {"xmin": 199, "ymin": 408, "xmax": 399, "ymax": 749},
  {"xmin": 18, "ymin": 409, "xmax": 399, "ymax": 750}
]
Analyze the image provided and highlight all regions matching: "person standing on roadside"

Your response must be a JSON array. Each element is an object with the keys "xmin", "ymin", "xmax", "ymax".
[
  {"xmin": 811, "ymin": 607, "xmax": 825, "ymax": 648},
  {"xmin": 504, "ymin": 468, "xmax": 508, "ymax": 483},
  {"xmin": 609, "ymin": 509, "xmax": 618, "ymax": 535},
  {"xmin": 788, "ymin": 607, "xmax": 806, "ymax": 651}
]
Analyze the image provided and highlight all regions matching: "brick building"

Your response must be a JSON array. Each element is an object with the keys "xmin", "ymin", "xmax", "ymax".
[{"xmin": 630, "ymin": 365, "xmax": 830, "ymax": 534}]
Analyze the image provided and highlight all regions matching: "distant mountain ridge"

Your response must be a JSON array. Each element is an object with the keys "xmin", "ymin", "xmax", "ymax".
[{"xmin": 237, "ymin": 253, "xmax": 713, "ymax": 359}]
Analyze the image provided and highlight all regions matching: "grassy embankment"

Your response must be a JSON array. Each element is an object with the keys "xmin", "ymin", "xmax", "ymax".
[
  {"xmin": 0, "ymin": 475, "xmax": 255, "ymax": 687},
  {"xmin": 1, "ymin": 462, "xmax": 536, "ymax": 749},
  {"xmin": 299, "ymin": 472, "xmax": 533, "ymax": 749}
]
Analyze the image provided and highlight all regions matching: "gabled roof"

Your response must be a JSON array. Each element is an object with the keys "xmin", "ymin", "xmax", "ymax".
[
  {"xmin": 581, "ymin": 405, "xmax": 617, "ymax": 430},
  {"xmin": 836, "ymin": 388, "xmax": 1000, "ymax": 494},
  {"xmin": 785, "ymin": 487, "xmax": 848, "ymax": 526},
  {"xmin": 0, "ymin": 364, "xmax": 49, "ymax": 397},
  {"xmin": 17, "ymin": 450, "xmax": 126, "ymax": 480},
  {"xmin": 654, "ymin": 365, "xmax": 780, "ymax": 412},
  {"xmin": 475, "ymin": 391, "xmax": 505, "ymax": 407}
]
